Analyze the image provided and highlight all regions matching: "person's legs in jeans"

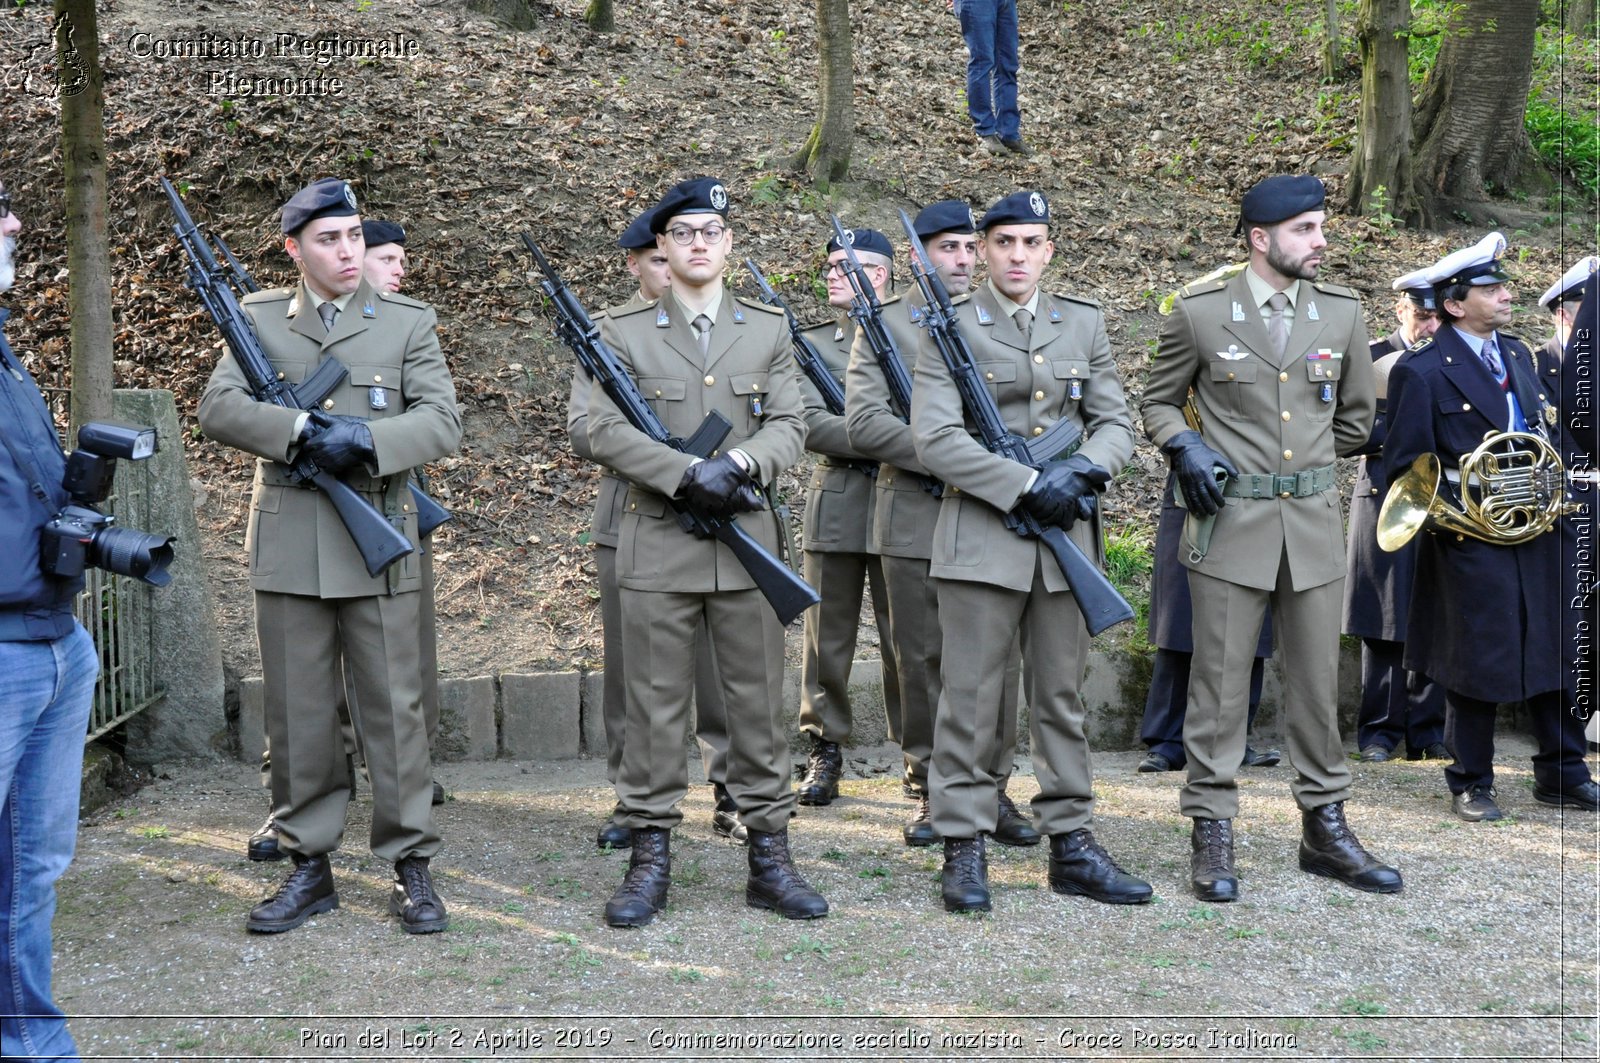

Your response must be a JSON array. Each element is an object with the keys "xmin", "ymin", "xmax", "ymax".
[{"xmin": 958, "ymin": 0, "xmax": 999, "ymax": 137}]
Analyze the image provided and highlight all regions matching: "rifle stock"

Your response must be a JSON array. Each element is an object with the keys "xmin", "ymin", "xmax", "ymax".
[
  {"xmin": 895, "ymin": 209, "xmax": 1132, "ymax": 636},
  {"xmin": 524, "ymin": 234, "xmax": 819, "ymax": 625}
]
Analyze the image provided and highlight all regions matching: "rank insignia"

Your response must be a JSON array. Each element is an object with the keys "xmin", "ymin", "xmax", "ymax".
[
  {"xmin": 363, "ymin": 302, "xmax": 376, "ymax": 318},
  {"xmin": 834, "ymin": 326, "xmax": 846, "ymax": 342},
  {"xmin": 1545, "ymin": 405, "xmax": 1558, "ymax": 426},
  {"xmin": 975, "ymin": 304, "xmax": 993, "ymax": 324},
  {"xmin": 1231, "ymin": 301, "xmax": 1246, "ymax": 322},
  {"xmin": 909, "ymin": 306, "xmax": 924, "ymax": 322},
  {"xmin": 369, "ymin": 387, "xmax": 389, "ymax": 411},
  {"xmin": 1306, "ymin": 302, "xmax": 1320, "ymax": 322},
  {"xmin": 1048, "ymin": 306, "xmax": 1061, "ymax": 322},
  {"xmin": 656, "ymin": 306, "xmax": 671, "ymax": 327},
  {"xmin": 731, "ymin": 304, "xmax": 745, "ymax": 323}
]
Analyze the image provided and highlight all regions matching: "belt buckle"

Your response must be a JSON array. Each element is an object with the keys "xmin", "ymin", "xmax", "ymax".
[{"xmin": 1295, "ymin": 469, "xmax": 1315, "ymax": 496}]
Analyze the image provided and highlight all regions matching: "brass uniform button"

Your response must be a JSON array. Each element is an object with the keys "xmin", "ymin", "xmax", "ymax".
[
  {"xmin": 1034, "ymin": 390, "xmax": 1045, "ymax": 401},
  {"xmin": 704, "ymin": 375, "xmax": 715, "ymax": 386},
  {"xmin": 373, "ymin": 374, "xmax": 383, "ymax": 383},
  {"xmin": 276, "ymin": 371, "xmax": 286, "ymax": 381},
  {"xmin": 1279, "ymin": 371, "xmax": 1289, "ymax": 382},
  {"xmin": 1281, "ymin": 411, "xmax": 1291, "ymax": 422},
  {"xmin": 1462, "ymin": 403, "xmax": 1471, "ymax": 411},
  {"xmin": 1279, "ymin": 491, "xmax": 1291, "ymax": 499},
  {"xmin": 1283, "ymin": 449, "xmax": 1293, "ymax": 460},
  {"xmin": 1032, "ymin": 426, "xmax": 1043, "ymax": 436},
  {"xmin": 323, "ymin": 399, "xmax": 335, "ymax": 410},
  {"xmin": 655, "ymin": 389, "xmax": 663, "ymax": 398},
  {"xmin": 1070, "ymin": 367, "xmax": 1080, "ymax": 376},
  {"xmin": 1227, "ymin": 371, "xmax": 1236, "ymax": 380},
  {"xmin": 1033, "ymin": 354, "xmax": 1044, "ymax": 364},
  {"xmin": 985, "ymin": 372, "xmax": 995, "ymax": 381}
]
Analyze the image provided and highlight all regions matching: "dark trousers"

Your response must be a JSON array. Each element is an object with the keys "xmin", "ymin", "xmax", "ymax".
[
  {"xmin": 1356, "ymin": 638, "xmax": 1444, "ymax": 755},
  {"xmin": 1141, "ymin": 649, "xmax": 1265, "ymax": 768},
  {"xmin": 1444, "ymin": 688, "xmax": 1592, "ymax": 794}
]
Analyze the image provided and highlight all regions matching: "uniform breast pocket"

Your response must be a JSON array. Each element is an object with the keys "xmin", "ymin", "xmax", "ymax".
[
  {"xmin": 272, "ymin": 360, "xmax": 309, "ymax": 385},
  {"xmin": 729, "ymin": 373, "xmax": 770, "ymax": 436},
  {"xmin": 637, "ymin": 376, "xmax": 687, "ymax": 422},
  {"xmin": 1051, "ymin": 357, "xmax": 1091, "ymax": 405},
  {"xmin": 1437, "ymin": 396, "xmax": 1489, "ymax": 453},
  {"xmin": 1304, "ymin": 359, "xmax": 1341, "ymax": 420},
  {"xmin": 346, "ymin": 362, "xmax": 406, "ymax": 417},
  {"xmin": 1209, "ymin": 360, "xmax": 1258, "ymax": 421},
  {"xmin": 976, "ymin": 360, "xmax": 1017, "ymax": 405},
  {"xmin": 619, "ymin": 487, "xmax": 668, "ymax": 582}
]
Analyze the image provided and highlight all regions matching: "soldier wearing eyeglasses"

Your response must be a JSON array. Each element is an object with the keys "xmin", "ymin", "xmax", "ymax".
[{"xmin": 584, "ymin": 177, "xmax": 828, "ymax": 928}]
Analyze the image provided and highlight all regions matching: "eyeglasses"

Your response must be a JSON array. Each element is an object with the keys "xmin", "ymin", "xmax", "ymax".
[
  {"xmin": 0, "ymin": 191, "xmax": 11, "ymax": 220},
  {"xmin": 665, "ymin": 222, "xmax": 726, "ymax": 246}
]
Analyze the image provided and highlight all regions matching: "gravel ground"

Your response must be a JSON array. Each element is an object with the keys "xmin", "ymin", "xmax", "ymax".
[{"xmin": 53, "ymin": 736, "xmax": 1598, "ymax": 1062}]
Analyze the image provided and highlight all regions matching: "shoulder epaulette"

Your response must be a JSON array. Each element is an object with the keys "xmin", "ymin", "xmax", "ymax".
[
  {"xmin": 879, "ymin": 290, "xmax": 907, "ymax": 307},
  {"xmin": 1051, "ymin": 291, "xmax": 1101, "ymax": 310},
  {"xmin": 1310, "ymin": 280, "xmax": 1358, "ymax": 299},
  {"xmin": 1178, "ymin": 278, "xmax": 1229, "ymax": 298},
  {"xmin": 735, "ymin": 295, "xmax": 784, "ymax": 315},
  {"xmin": 609, "ymin": 299, "xmax": 657, "ymax": 319},
  {"xmin": 376, "ymin": 290, "xmax": 429, "ymax": 311},
  {"xmin": 241, "ymin": 287, "xmax": 294, "ymax": 306}
]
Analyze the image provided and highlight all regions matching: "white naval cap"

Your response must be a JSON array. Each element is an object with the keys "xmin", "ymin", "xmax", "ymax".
[
  {"xmin": 1392, "ymin": 232, "xmax": 1510, "ymax": 292},
  {"xmin": 1539, "ymin": 255, "xmax": 1598, "ymax": 309}
]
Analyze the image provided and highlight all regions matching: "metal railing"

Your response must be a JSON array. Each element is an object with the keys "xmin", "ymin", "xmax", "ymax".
[{"xmin": 72, "ymin": 460, "xmax": 164, "ymax": 741}]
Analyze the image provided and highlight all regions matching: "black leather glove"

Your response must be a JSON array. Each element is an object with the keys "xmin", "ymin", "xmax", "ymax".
[
  {"xmin": 677, "ymin": 454, "xmax": 764, "ymax": 518},
  {"xmin": 1022, "ymin": 453, "xmax": 1111, "ymax": 528},
  {"xmin": 1161, "ymin": 429, "xmax": 1238, "ymax": 516},
  {"xmin": 301, "ymin": 411, "xmax": 376, "ymax": 474}
]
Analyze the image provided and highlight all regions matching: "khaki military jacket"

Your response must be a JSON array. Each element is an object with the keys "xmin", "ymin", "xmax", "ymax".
[
  {"xmin": 911, "ymin": 284, "xmax": 1135, "ymax": 593},
  {"xmin": 198, "ymin": 279, "xmax": 462, "ymax": 598},
  {"xmin": 845, "ymin": 293, "xmax": 941, "ymax": 560},
  {"xmin": 798, "ymin": 316, "xmax": 876, "ymax": 554},
  {"xmin": 1141, "ymin": 269, "xmax": 1374, "ymax": 592},
  {"xmin": 567, "ymin": 298, "xmax": 647, "ymax": 550},
  {"xmin": 586, "ymin": 291, "xmax": 806, "ymax": 593}
]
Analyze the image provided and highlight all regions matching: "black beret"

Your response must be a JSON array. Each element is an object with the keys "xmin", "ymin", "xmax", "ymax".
[
  {"xmin": 362, "ymin": 219, "xmax": 406, "ymax": 248},
  {"xmin": 281, "ymin": 177, "xmax": 358, "ymax": 235},
  {"xmin": 1236, "ymin": 175, "xmax": 1325, "ymax": 234},
  {"xmin": 1398, "ymin": 286, "xmax": 1438, "ymax": 311},
  {"xmin": 979, "ymin": 190, "xmax": 1051, "ymax": 231},
  {"xmin": 617, "ymin": 205, "xmax": 662, "ymax": 250},
  {"xmin": 825, "ymin": 227, "xmax": 893, "ymax": 260},
  {"xmin": 651, "ymin": 177, "xmax": 730, "ymax": 233},
  {"xmin": 913, "ymin": 200, "xmax": 977, "ymax": 238}
]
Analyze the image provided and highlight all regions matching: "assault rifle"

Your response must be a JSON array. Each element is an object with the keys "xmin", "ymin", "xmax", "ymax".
[
  {"xmin": 163, "ymin": 177, "xmax": 414, "ymax": 578},
  {"xmin": 744, "ymin": 258, "xmax": 846, "ymax": 416},
  {"xmin": 523, "ymin": 234, "xmax": 819, "ymax": 626},
  {"xmin": 897, "ymin": 209, "xmax": 1134, "ymax": 636}
]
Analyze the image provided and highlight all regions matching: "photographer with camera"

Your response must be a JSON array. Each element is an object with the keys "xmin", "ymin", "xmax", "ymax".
[{"xmin": 0, "ymin": 181, "xmax": 99, "ymax": 1060}]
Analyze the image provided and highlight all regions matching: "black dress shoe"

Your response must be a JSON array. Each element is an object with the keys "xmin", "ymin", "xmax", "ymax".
[
  {"xmin": 247, "ymin": 816, "xmax": 284, "ymax": 862},
  {"xmin": 431, "ymin": 780, "xmax": 445, "ymax": 805},
  {"xmin": 796, "ymin": 738, "xmax": 843, "ymax": 806},
  {"xmin": 390, "ymin": 855, "xmax": 450, "ymax": 934},
  {"xmin": 712, "ymin": 783, "xmax": 748, "ymax": 844},
  {"xmin": 1453, "ymin": 786, "xmax": 1504, "ymax": 822},
  {"xmin": 746, "ymin": 828, "xmax": 828, "ymax": 919},
  {"xmin": 604, "ymin": 827, "xmax": 670, "ymax": 928},
  {"xmin": 1298, "ymin": 802, "xmax": 1403, "ymax": 893},
  {"xmin": 1406, "ymin": 742, "xmax": 1451, "ymax": 761},
  {"xmin": 1359, "ymin": 745, "xmax": 1391, "ymax": 763},
  {"xmin": 247, "ymin": 854, "xmax": 338, "ymax": 933},
  {"xmin": 1533, "ymin": 779, "xmax": 1600, "ymax": 811},
  {"xmin": 1190, "ymin": 818, "xmax": 1238, "ymax": 902},
  {"xmin": 903, "ymin": 792, "xmax": 940, "ymax": 847},
  {"xmin": 991, "ymin": 790, "xmax": 1041, "ymax": 847},
  {"xmin": 1137, "ymin": 751, "xmax": 1176, "ymax": 773},
  {"xmin": 596, "ymin": 819, "xmax": 632, "ymax": 849},
  {"xmin": 1242, "ymin": 746, "xmax": 1281, "ymax": 768},
  {"xmin": 1000, "ymin": 136, "xmax": 1034, "ymax": 156},
  {"xmin": 941, "ymin": 837, "xmax": 991, "ymax": 913},
  {"xmin": 1048, "ymin": 829, "xmax": 1152, "ymax": 905}
]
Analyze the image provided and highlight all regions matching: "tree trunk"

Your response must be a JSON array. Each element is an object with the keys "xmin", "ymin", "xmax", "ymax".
[
  {"xmin": 1322, "ymin": 0, "xmax": 1342, "ymax": 79},
  {"xmin": 1567, "ymin": 0, "xmax": 1596, "ymax": 37},
  {"xmin": 55, "ymin": 0, "xmax": 113, "ymax": 432},
  {"xmin": 584, "ymin": 0, "xmax": 614, "ymax": 32},
  {"xmin": 788, "ymin": 0, "xmax": 853, "ymax": 191},
  {"xmin": 1412, "ymin": 0, "xmax": 1539, "ymax": 218},
  {"xmin": 1347, "ymin": 0, "xmax": 1420, "ymax": 222}
]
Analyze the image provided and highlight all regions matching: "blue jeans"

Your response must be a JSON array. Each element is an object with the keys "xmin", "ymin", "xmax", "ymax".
[
  {"xmin": 956, "ymin": 0, "xmax": 1020, "ymax": 140},
  {"xmin": 0, "ymin": 624, "xmax": 96, "ymax": 1062}
]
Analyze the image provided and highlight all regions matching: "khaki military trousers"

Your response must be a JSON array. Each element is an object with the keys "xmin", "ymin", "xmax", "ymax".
[
  {"xmin": 615, "ymin": 586, "xmax": 792, "ymax": 833},
  {"xmin": 883, "ymin": 554, "xmax": 1020, "ymax": 792},
  {"xmin": 1183, "ymin": 558, "xmax": 1351, "ymax": 820},
  {"xmin": 596, "ymin": 545, "xmax": 730, "ymax": 789},
  {"xmin": 799, "ymin": 549, "xmax": 900, "ymax": 744},
  {"xmin": 930, "ymin": 564, "xmax": 1091, "ymax": 838},
  {"xmin": 255, "ymin": 590, "xmax": 440, "ymax": 863}
]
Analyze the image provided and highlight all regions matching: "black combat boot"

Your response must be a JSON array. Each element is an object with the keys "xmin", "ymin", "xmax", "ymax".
[
  {"xmin": 711, "ymin": 783, "xmax": 748, "ymax": 844},
  {"xmin": 246, "ymin": 854, "xmax": 339, "ymax": 933},
  {"xmin": 1048, "ymin": 829, "xmax": 1153, "ymax": 905},
  {"xmin": 992, "ymin": 788, "xmax": 1041, "ymax": 847},
  {"xmin": 604, "ymin": 827, "xmax": 671, "ymax": 928},
  {"xmin": 746, "ymin": 828, "xmax": 829, "ymax": 919},
  {"xmin": 941, "ymin": 836, "xmax": 991, "ymax": 913},
  {"xmin": 390, "ymin": 855, "xmax": 450, "ymax": 934},
  {"xmin": 1190, "ymin": 817, "xmax": 1238, "ymax": 902},
  {"xmin": 247, "ymin": 814, "xmax": 284, "ymax": 862},
  {"xmin": 903, "ymin": 789, "xmax": 940, "ymax": 847},
  {"xmin": 796, "ymin": 738, "xmax": 843, "ymax": 805},
  {"xmin": 1298, "ymin": 802, "xmax": 1403, "ymax": 893}
]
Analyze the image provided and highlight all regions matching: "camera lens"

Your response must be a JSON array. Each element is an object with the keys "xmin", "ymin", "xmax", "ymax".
[{"xmin": 89, "ymin": 527, "xmax": 176, "ymax": 587}]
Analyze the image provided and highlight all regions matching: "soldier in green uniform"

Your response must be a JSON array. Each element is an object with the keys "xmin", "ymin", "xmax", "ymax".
[
  {"xmin": 585, "ymin": 177, "xmax": 827, "ymax": 927},
  {"xmin": 843, "ymin": 201, "xmax": 1033, "ymax": 849},
  {"xmin": 567, "ymin": 205, "xmax": 738, "ymax": 849},
  {"xmin": 792, "ymin": 227, "xmax": 900, "ymax": 807},
  {"xmin": 199, "ymin": 178, "xmax": 462, "ymax": 934},
  {"xmin": 1141, "ymin": 175, "xmax": 1401, "ymax": 902},
  {"xmin": 911, "ymin": 190, "xmax": 1146, "ymax": 913}
]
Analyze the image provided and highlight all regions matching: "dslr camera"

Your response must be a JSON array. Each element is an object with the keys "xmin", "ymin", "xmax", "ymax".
[{"xmin": 40, "ymin": 422, "xmax": 175, "ymax": 587}]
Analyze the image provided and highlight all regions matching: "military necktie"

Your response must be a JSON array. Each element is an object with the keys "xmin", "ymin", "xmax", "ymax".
[
  {"xmin": 318, "ymin": 301, "xmax": 339, "ymax": 334},
  {"xmin": 1266, "ymin": 292, "xmax": 1289, "ymax": 360},
  {"xmin": 1015, "ymin": 308, "xmax": 1033, "ymax": 347},
  {"xmin": 693, "ymin": 314, "xmax": 712, "ymax": 360}
]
